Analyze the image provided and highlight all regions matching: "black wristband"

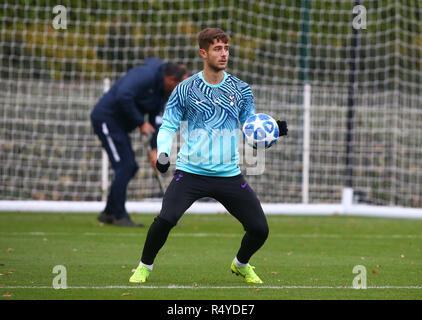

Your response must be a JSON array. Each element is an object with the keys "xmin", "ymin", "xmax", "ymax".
[
  {"xmin": 156, "ymin": 153, "xmax": 170, "ymax": 173},
  {"xmin": 277, "ymin": 120, "xmax": 288, "ymax": 137}
]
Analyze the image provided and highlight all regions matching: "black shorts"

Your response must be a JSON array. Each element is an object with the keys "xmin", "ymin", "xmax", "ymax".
[{"xmin": 159, "ymin": 170, "xmax": 268, "ymax": 234}]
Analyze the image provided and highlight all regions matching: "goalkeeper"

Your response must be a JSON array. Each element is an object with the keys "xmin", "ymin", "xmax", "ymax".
[
  {"xmin": 90, "ymin": 58, "xmax": 189, "ymax": 227},
  {"xmin": 130, "ymin": 29, "xmax": 288, "ymax": 283}
]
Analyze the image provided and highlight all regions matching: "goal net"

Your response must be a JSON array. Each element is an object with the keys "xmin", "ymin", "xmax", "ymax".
[{"xmin": 1, "ymin": 1, "xmax": 421, "ymax": 216}]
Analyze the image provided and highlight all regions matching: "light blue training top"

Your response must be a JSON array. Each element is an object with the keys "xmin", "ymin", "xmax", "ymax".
[{"xmin": 157, "ymin": 71, "xmax": 255, "ymax": 177}]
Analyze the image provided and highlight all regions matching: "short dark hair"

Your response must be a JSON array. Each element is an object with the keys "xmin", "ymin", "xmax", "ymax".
[
  {"xmin": 164, "ymin": 63, "xmax": 189, "ymax": 81},
  {"xmin": 197, "ymin": 28, "xmax": 230, "ymax": 50}
]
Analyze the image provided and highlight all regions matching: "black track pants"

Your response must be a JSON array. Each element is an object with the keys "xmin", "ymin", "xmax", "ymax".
[{"xmin": 141, "ymin": 170, "xmax": 269, "ymax": 265}]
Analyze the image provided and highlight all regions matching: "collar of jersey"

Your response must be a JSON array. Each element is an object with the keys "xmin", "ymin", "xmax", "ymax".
[{"xmin": 198, "ymin": 71, "xmax": 228, "ymax": 88}]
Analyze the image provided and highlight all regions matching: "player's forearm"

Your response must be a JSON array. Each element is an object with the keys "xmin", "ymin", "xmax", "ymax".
[{"xmin": 157, "ymin": 127, "xmax": 177, "ymax": 157}]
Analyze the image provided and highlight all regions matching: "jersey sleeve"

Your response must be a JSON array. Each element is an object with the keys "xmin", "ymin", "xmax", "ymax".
[
  {"xmin": 157, "ymin": 83, "xmax": 187, "ymax": 156},
  {"xmin": 239, "ymin": 84, "xmax": 256, "ymax": 126}
]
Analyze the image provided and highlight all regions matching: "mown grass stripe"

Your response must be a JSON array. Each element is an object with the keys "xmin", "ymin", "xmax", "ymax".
[
  {"xmin": 3, "ymin": 285, "xmax": 422, "ymax": 290},
  {"xmin": 1, "ymin": 231, "xmax": 422, "ymax": 239}
]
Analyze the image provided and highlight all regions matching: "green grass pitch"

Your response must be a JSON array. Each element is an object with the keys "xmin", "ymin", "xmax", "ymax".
[{"xmin": 1, "ymin": 211, "xmax": 422, "ymax": 300}]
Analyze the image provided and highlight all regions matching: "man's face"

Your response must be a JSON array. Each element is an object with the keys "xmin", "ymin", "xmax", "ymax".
[
  {"xmin": 200, "ymin": 39, "xmax": 229, "ymax": 72},
  {"xmin": 164, "ymin": 74, "xmax": 189, "ymax": 96}
]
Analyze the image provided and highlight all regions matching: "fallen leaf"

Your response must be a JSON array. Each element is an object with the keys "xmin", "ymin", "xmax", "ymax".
[
  {"xmin": 287, "ymin": 251, "xmax": 293, "ymax": 256},
  {"xmin": 121, "ymin": 292, "xmax": 132, "ymax": 296},
  {"xmin": 72, "ymin": 248, "xmax": 78, "ymax": 252},
  {"xmin": 271, "ymin": 271, "xmax": 278, "ymax": 275},
  {"xmin": 254, "ymin": 289, "xmax": 260, "ymax": 293},
  {"xmin": 400, "ymin": 254, "xmax": 405, "ymax": 258},
  {"xmin": 2, "ymin": 292, "xmax": 12, "ymax": 297},
  {"xmin": 360, "ymin": 257, "xmax": 365, "ymax": 260},
  {"xmin": 121, "ymin": 265, "xmax": 126, "ymax": 269},
  {"xmin": 372, "ymin": 269, "xmax": 377, "ymax": 275},
  {"xmin": 5, "ymin": 248, "xmax": 13, "ymax": 253}
]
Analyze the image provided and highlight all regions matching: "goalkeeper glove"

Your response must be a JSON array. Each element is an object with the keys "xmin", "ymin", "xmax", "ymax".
[
  {"xmin": 156, "ymin": 152, "xmax": 170, "ymax": 173},
  {"xmin": 277, "ymin": 120, "xmax": 288, "ymax": 137}
]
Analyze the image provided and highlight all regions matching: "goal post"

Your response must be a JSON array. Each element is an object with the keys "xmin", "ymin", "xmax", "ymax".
[
  {"xmin": 1, "ymin": 1, "xmax": 422, "ymax": 218},
  {"xmin": 302, "ymin": 83, "xmax": 311, "ymax": 205}
]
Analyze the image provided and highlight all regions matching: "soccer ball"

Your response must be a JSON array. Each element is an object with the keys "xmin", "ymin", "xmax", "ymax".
[{"xmin": 242, "ymin": 113, "xmax": 279, "ymax": 149}]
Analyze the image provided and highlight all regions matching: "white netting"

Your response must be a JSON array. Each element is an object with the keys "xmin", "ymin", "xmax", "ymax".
[{"xmin": 0, "ymin": 1, "xmax": 421, "ymax": 208}]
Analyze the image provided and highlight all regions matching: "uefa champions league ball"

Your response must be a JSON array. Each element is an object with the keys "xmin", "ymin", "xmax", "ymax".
[{"xmin": 242, "ymin": 113, "xmax": 279, "ymax": 149}]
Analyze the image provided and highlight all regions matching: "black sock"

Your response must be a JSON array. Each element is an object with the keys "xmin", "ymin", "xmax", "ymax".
[
  {"xmin": 141, "ymin": 216, "xmax": 174, "ymax": 265},
  {"xmin": 236, "ymin": 230, "xmax": 268, "ymax": 264}
]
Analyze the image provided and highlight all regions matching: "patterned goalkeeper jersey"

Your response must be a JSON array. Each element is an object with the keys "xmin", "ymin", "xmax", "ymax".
[{"xmin": 157, "ymin": 71, "xmax": 255, "ymax": 177}]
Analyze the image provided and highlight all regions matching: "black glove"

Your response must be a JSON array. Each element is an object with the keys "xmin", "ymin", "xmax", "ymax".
[
  {"xmin": 156, "ymin": 152, "xmax": 170, "ymax": 173},
  {"xmin": 277, "ymin": 120, "xmax": 288, "ymax": 137}
]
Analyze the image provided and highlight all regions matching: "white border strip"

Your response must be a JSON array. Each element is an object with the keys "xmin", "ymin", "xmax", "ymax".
[{"xmin": 0, "ymin": 201, "xmax": 422, "ymax": 219}]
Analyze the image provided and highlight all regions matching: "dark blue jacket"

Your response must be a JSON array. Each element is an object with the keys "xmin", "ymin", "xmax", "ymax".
[{"xmin": 91, "ymin": 58, "xmax": 167, "ymax": 148}]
